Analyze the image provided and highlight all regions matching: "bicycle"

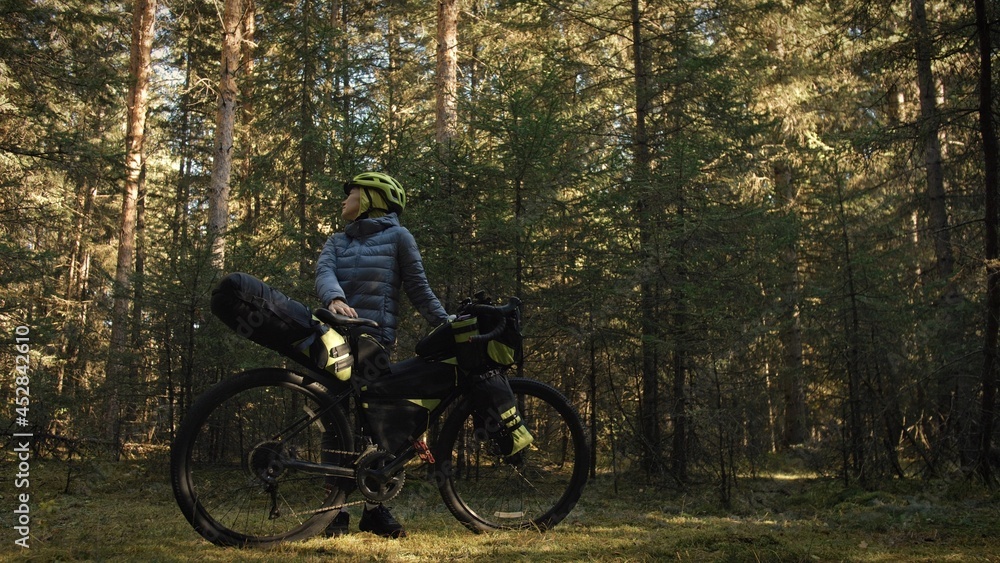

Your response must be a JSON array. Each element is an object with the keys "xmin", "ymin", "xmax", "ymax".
[{"xmin": 169, "ymin": 297, "xmax": 589, "ymax": 547}]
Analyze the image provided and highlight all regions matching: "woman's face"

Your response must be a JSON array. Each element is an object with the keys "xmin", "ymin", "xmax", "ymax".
[{"xmin": 342, "ymin": 188, "xmax": 361, "ymax": 221}]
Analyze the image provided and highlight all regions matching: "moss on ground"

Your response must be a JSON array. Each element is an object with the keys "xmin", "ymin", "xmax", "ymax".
[{"xmin": 2, "ymin": 458, "xmax": 999, "ymax": 562}]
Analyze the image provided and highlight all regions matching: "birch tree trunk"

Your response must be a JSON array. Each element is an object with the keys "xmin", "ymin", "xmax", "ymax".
[
  {"xmin": 208, "ymin": 0, "xmax": 244, "ymax": 271},
  {"xmin": 240, "ymin": 0, "xmax": 258, "ymax": 233}
]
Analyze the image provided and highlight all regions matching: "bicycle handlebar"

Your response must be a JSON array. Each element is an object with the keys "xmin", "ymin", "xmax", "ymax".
[
  {"xmin": 466, "ymin": 297, "xmax": 520, "ymax": 343},
  {"xmin": 313, "ymin": 296, "xmax": 517, "ymax": 341}
]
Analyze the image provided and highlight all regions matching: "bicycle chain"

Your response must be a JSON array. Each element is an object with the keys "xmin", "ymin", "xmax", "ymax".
[
  {"xmin": 309, "ymin": 498, "xmax": 367, "ymax": 515},
  {"xmin": 322, "ymin": 448, "xmax": 365, "ymax": 457}
]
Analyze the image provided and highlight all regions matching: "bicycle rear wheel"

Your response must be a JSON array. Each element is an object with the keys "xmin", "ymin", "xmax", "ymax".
[
  {"xmin": 434, "ymin": 377, "xmax": 589, "ymax": 532},
  {"xmin": 170, "ymin": 368, "xmax": 353, "ymax": 547}
]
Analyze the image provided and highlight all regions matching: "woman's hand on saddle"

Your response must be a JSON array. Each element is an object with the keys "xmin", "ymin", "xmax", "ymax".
[{"xmin": 328, "ymin": 299, "xmax": 357, "ymax": 318}]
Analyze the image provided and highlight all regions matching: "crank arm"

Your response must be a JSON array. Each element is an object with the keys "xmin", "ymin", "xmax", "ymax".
[{"xmin": 367, "ymin": 445, "xmax": 417, "ymax": 484}]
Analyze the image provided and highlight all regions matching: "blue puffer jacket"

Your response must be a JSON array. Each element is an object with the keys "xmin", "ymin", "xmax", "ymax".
[{"xmin": 315, "ymin": 214, "xmax": 448, "ymax": 346}]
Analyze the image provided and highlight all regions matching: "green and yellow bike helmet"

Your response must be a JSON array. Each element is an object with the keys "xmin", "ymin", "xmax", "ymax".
[{"xmin": 344, "ymin": 172, "xmax": 406, "ymax": 216}]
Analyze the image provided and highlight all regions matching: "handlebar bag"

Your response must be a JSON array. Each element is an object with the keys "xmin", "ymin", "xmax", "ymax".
[
  {"xmin": 415, "ymin": 308, "xmax": 522, "ymax": 373},
  {"xmin": 475, "ymin": 307, "xmax": 523, "ymax": 369},
  {"xmin": 210, "ymin": 272, "xmax": 353, "ymax": 381}
]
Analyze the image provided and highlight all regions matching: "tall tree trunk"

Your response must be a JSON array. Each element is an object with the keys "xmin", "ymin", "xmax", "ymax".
[
  {"xmin": 773, "ymin": 161, "xmax": 808, "ymax": 447},
  {"xmin": 435, "ymin": 0, "xmax": 459, "ymax": 157},
  {"xmin": 169, "ymin": 24, "xmax": 195, "ymax": 425},
  {"xmin": 335, "ymin": 1, "xmax": 350, "ymax": 134},
  {"xmin": 838, "ymin": 179, "xmax": 866, "ymax": 484},
  {"xmin": 298, "ymin": 0, "xmax": 314, "ymax": 279},
  {"xmin": 911, "ymin": 0, "xmax": 955, "ymax": 294},
  {"xmin": 108, "ymin": 0, "xmax": 156, "ymax": 450},
  {"xmin": 670, "ymin": 209, "xmax": 688, "ymax": 484},
  {"xmin": 435, "ymin": 0, "xmax": 460, "ymax": 305},
  {"xmin": 912, "ymin": 0, "xmax": 969, "ymax": 467},
  {"xmin": 173, "ymin": 8, "xmax": 199, "ymax": 254},
  {"xmin": 631, "ymin": 0, "xmax": 662, "ymax": 476},
  {"xmin": 132, "ymin": 166, "xmax": 147, "ymax": 353},
  {"xmin": 61, "ymin": 178, "xmax": 96, "ymax": 396},
  {"xmin": 208, "ymin": 0, "xmax": 244, "ymax": 272},
  {"xmin": 386, "ymin": 15, "xmax": 399, "ymax": 167},
  {"xmin": 240, "ymin": 0, "xmax": 257, "ymax": 234},
  {"xmin": 975, "ymin": 0, "xmax": 1000, "ymax": 481}
]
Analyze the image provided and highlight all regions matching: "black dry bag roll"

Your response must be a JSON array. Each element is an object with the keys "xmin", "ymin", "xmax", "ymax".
[
  {"xmin": 210, "ymin": 272, "xmax": 353, "ymax": 380},
  {"xmin": 415, "ymin": 308, "xmax": 522, "ymax": 373}
]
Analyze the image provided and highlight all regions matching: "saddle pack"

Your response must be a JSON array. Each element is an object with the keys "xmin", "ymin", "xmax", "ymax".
[{"xmin": 210, "ymin": 272, "xmax": 353, "ymax": 380}]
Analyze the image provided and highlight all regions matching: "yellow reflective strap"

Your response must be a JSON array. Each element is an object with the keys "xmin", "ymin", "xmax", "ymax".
[
  {"xmin": 320, "ymin": 327, "xmax": 352, "ymax": 381},
  {"xmin": 509, "ymin": 425, "xmax": 534, "ymax": 455},
  {"xmin": 499, "ymin": 405, "xmax": 534, "ymax": 455}
]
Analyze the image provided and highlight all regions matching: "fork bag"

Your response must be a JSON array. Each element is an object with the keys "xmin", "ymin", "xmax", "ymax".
[{"xmin": 466, "ymin": 370, "xmax": 534, "ymax": 457}]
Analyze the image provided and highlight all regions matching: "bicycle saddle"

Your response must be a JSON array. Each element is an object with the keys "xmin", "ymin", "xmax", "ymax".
[{"xmin": 314, "ymin": 307, "xmax": 379, "ymax": 329}]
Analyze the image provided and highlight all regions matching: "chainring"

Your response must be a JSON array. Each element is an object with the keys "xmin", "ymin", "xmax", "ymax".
[{"xmin": 355, "ymin": 449, "xmax": 405, "ymax": 503}]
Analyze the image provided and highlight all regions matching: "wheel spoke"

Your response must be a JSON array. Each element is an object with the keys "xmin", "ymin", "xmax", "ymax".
[
  {"xmin": 171, "ymin": 370, "xmax": 352, "ymax": 546},
  {"xmin": 436, "ymin": 378, "xmax": 589, "ymax": 532}
]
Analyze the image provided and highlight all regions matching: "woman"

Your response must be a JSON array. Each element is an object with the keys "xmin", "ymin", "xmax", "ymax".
[
  {"xmin": 317, "ymin": 171, "xmax": 447, "ymax": 347},
  {"xmin": 315, "ymin": 171, "xmax": 447, "ymax": 538}
]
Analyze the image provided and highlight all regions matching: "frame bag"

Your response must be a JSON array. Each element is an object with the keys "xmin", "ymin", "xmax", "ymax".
[{"xmin": 357, "ymin": 355, "xmax": 458, "ymax": 453}]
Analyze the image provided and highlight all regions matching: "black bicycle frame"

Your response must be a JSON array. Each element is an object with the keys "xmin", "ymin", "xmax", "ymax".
[{"xmin": 273, "ymin": 364, "xmax": 469, "ymax": 485}]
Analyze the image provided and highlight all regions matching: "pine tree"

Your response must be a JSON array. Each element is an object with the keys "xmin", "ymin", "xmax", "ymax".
[{"xmin": 107, "ymin": 0, "xmax": 156, "ymax": 455}]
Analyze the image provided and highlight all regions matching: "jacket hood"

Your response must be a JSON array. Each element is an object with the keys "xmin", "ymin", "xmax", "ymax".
[{"xmin": 345, "ymin": 213, "xmax": 399, "ymax": 239}]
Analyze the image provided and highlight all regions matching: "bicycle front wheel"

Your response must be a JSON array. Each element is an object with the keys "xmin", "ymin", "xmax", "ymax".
[
  {"xmin": 170, "ymin": 368, "xmax": 353, "ymax": 547},
  {"xmin": 434, "ymin": 377, "xmax": 589, "ymax": 533}
]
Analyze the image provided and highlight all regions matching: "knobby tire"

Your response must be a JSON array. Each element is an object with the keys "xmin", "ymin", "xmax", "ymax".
[
  {"xmin": 434, "ymin": 377, "xmax": 589, "ymax": 533},
  {"xmin": 170, "ymin": 368, "xmax": 353, "ymax": 547}
]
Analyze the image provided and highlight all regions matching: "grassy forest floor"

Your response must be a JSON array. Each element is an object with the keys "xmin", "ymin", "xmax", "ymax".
[{"xmin": 2, "ymin": 455, "xmax": 999, "ymax": 562}]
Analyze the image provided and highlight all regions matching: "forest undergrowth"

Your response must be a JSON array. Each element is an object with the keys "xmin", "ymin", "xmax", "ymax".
[{"xmin": 2, "ymin": 454, "xmax": 999, "ymax": 562}]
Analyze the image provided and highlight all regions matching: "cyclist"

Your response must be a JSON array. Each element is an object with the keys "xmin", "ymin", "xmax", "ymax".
[{"xmin": 315, "ymin": 171, "xmax": 448, "ymax": 538}]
